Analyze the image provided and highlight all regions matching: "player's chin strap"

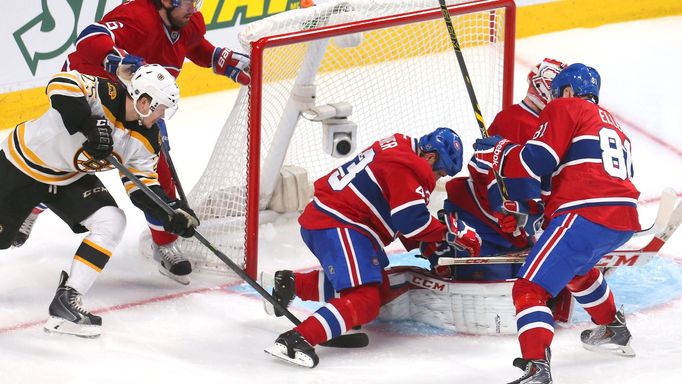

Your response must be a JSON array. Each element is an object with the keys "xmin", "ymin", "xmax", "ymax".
[{"xmin": 106, "ymin": 155, "xmax": 370, "ymax": 349}]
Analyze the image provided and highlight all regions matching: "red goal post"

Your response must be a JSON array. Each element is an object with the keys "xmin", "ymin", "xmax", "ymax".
[{"xmin": 181, "ymin": 0, "xmax": 516, "ymax": 279}]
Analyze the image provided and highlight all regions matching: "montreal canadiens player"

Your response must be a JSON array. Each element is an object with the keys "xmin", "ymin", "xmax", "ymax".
[
  {"xmin": 14, "ymin": 0, "xmax": 250, "ymax": 284},
  {"xmin": 427, "ymin": 58, "xmax": 567, "ymax": 281},
  {"xmin": 473, "ymin": 63, "xmax": 640, "ymax": 383},
  {"xmin": 0, "ymin": 65, "xmax": 199, "ymax": 337},
  {"xmin": 263, "ymin": 128, "xmax": 482, "ymax": 367}
]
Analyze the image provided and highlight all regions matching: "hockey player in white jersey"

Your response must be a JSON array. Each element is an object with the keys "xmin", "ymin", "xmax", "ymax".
[{"xmin": 0, "ymin": 64, "xmax": 199, "ymax": 337}]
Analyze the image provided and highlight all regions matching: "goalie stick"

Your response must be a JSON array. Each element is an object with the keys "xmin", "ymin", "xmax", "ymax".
[
  {"xmin": 107, "ymin": 156, "xmax": 369, "ymax": 349},
  {"xmin": 438, "ymin": 197, "xmax": 682, "ymax": 267}
]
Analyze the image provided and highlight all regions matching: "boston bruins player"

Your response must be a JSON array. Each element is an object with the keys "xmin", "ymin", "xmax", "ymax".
[{"xmin": 0, "ymin": 64, "xmax": 199, "ymax": 337}]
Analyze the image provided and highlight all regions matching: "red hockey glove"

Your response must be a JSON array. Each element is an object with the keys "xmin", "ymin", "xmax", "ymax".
[
  {"xmin": 444, "ymin": 212, "xmax": 481, "ymax": 257},
  {"xmin": 418, "ymin": 241, "xmax": 456, "ymax": 279},
  {"xmin": 104, "ymin": 48, "xmax": 145, "ymax": 77},
  {"xmin": 213, "ymin": 47, "xmax": 251, "ymax": 86},
  {"xmin": 472, "ymin": 135, "xmax": 516, "ymax": 173}
]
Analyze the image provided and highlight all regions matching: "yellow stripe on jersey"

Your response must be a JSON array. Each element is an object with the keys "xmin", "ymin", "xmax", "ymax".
[
  {"xmin": 7, "ymin": 127, "xmax": 78, "ymax": 183},
  {"xmin": 45, "ymin": 83, "xmax": 83, "ymax": 97},
  {"xmin": 127, "ymin": 166, "xmax": 158, "ymax": 179},
  {"xmin": 83, "ymin": 238, "xmax": 113, "ymax": 257},
  {"xmin": 16, "ymin": 123, "xmax": 65, "ymax": 171},
  {"xmin": 124, "ymin": 177, "xmax": 159, "ymax": 193},
  {"xmin": 101, "ymin": 105, "xmax": 126, "ymax": 131},
  {"xmin": 129, "ymin": 130, "xmax": 155, "ymax": 154},
  {"xmin": 50, "ymin": 72, "xmax": 88, "ymax": 94}
]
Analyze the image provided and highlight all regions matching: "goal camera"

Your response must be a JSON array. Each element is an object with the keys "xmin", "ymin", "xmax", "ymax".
[{"xmin": 301, "ymin": 102, "xmax": 357, "ymax": 158}]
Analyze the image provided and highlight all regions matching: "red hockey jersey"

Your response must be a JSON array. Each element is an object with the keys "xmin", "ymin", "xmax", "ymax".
[
  {"xmin": 299, "ymin": 134, "xmax": 446, "ymax": 247},
  {"xmin": 64, "ymin": 0, "xmax": 215, "ymax": 80},
  {"xmin": 500, "ymin": 98, "xmax": 641, "ymax": 231},
  {"xmin": 447, "ymin": 101, "xmax": 542, "ymax": 236}
]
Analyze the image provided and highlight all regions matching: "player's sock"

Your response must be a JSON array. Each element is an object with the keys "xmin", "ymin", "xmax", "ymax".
[
  {"xmin": 567, "ymin": 268, "xmax": 616, "ymax": 324},
  {"xmin": 513, "ymin": 279, "xmax": 554, "ymax": 360},
  {"xmin": 294, "ymin": 270, "xmax": 338, "ymax": 302},
  {"xmin": 295, "ymin": 284, "xmax": 380, "ymax": 346}
]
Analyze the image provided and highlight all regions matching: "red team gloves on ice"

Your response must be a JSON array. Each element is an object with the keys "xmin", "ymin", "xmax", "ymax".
[{"xmin": 443, "ymin": 211, "xmax": 482, "ymax": 257}]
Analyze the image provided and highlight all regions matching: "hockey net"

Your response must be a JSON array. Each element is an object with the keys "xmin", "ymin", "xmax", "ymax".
[{"xmin": 180, "ymin": 0, "xmax": 515, "ymax": 278}]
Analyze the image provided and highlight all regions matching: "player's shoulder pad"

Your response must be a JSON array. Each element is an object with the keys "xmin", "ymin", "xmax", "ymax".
[{"xmin": 189, "ymin": 12, "xmax": 207, "ymax": 35}]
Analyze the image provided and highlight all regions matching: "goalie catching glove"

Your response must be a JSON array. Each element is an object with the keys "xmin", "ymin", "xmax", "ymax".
[{"xmin": 441, "ymin": 211, "xmax": 482, "ymax": 257}]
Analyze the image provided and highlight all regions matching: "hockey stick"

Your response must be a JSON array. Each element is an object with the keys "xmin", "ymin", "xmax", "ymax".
[
  {"xmin": 437, "ymin": 0, "xmax": 519, "ymax": 236},
  {"xmin": 633, "ymin": 188, "xmax": 676, "ymax": 237},
  {"xmin": 108, "ymin": 156, "xmax": 369, "ymax": 348},
  {"xmin": 438, "ymin": 198, "xmax": 682, "ymax": 267},
  {"xmin": 160, "ymin": 144, "xmax": 187, "ymax": 203}
]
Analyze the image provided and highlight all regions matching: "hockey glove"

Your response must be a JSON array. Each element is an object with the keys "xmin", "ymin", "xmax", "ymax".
[
  {"xmin": 493, "ymin": 199, "xmax": 545, "ymax": 239},
  {"xmin": 104, "ymin": 49, "xmax": 145, "ymax": 79},
  {"xmin": 212, "ymin": 47, "xmax": 251, "ymax": 86},
  {"xmin": 163, "ymin": 200, "xmax": 200, "ymax": 238},
  {"xmin": 82, "ymin": 116, "xmax": 113, "ymax": 160},
  {"xmin": 473, "ymin": 135, "xmax": 516, "ymax": 172},
  {"xmin": 419, "ymin": 241, "xmax": 456, "ymax": 278},
  {"xmin": 443, "ymin": 212, "xmax": 481, "ymax": 257}
]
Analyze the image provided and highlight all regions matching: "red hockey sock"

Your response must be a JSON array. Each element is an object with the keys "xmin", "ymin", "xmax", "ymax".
[
  {"xmin": 294, "ymin": 270, "xmax": 325, "ymax": 302},
  {"xmin": 567, "ymin": 268, "xmax": 616, "ymax": 325},
  {"xmin": 295, "ymin": 284, "xmax": 381, "ymax": 346},
  {"xmin": 513, "ymin": 279, "xmax": 554, "ymax": 360},
  {"xmin": 150, "ymin": 228, "xmax": 178, "ymax": 246}
]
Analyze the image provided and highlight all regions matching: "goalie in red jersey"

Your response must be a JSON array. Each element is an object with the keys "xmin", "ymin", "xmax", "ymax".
[
  {"xmin": 474, "ymin": 63, "xmax": 640, "ymax": 383},
  {"xmin": 262, "ymin": 128, "xmax": 482, "ymax": 368},
  {"xmin": 14, "ymin": 0, "xmax": 250, "ymax": 285}
]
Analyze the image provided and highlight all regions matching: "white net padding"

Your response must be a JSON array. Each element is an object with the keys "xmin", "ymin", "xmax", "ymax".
[{"xmin": 181, "ymin": 0, "xmax": 514, "ymax": 276}]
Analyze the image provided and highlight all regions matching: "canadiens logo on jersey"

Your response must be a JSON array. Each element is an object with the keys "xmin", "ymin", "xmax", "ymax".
[{"xmin": 74, "ymin": 150, "xmax": 122, "ymax": 173}]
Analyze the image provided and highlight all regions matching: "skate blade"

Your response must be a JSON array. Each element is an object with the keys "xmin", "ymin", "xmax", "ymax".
[
  {"xmin": 44, "ymin": 317, "xmax": 101, "ymax": 338},
  {"xmin": 582, "ymin": 341, "xmax": 636, "ymax": 358},
  {"xmin": 259, "ymin": 272, "xmax": 276, "ymax": 316},
  {"xmin": 264, "ymin": 343, "xmax": 318, "ymax": 368},
  {"xmin": 158, "ymin": 265, "xmax": 190, "ymax": 285}
]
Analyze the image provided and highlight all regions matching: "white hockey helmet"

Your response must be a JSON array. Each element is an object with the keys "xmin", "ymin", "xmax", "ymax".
[
  {"xmin": 526, "ymin": 58, "xmax": 567, "ymax": 110},
  {"xmin": 128, "ymin": 64, "xmax": 180, "ymax": 119}
]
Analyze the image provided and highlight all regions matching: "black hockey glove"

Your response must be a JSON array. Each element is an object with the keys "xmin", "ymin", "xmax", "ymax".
[
  {"xmin": 163, "ymin": 200, "xmax": 200, "ymax": 238},
  {"xmin": 82, "ymin": 116, "xmax": 113, "ymax": 160}
]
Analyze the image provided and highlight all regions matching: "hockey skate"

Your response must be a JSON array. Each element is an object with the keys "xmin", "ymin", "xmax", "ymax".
[
  {"xmin": 507, "ymin": 348, "xmax": 552, "ymax": 384},
  {"xmin": 264, "ymin": 330, "xmax": 319, "ymax": 368},
  {"xmin": 44, "ymin": 271, "xmax": 102, "ymax": 338},
  {"xmin": 152, "ymin": 241, "xmax": 192, "ymax": 285},
  {"xmin": 12, "ymin": 208, "xmax": 41, "ymax": 247},
  {"xmin": 581, "ymin": 306, "xmax": 635, "ymax": 357},
  {"xmin": 260, "ymin": 270, "xmax": 295, "ymax": 317}
]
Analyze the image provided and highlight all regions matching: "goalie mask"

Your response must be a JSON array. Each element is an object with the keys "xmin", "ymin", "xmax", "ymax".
[
  {"xmin": 418, "ymin": 127, "xmax": 464, "ymax": 177},
  {"xmin": 526, "ymin": 58, "xmax": 567, "ymax": 110},
  {"xmin": 129, "ymin": 64, "xmax": 180, "ymax": 119}
]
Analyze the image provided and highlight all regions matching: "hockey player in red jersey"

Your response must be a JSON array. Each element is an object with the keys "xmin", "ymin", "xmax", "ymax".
[
  {"xmin": 0, "ymin": 65, "xmax": 199, "ymax": 337},
  {"xmin": 474, "ymin": 63, "xmax": 640, "ymax": 383},
  {"xmin": 263, "ymin": 128, "xmax": 482, "ymax": 367},
  {"xmin": 14, "ymin": 0, "xmax": 250, "ymax": 284},
  {"xmin": 428, "ymin": 58, "xmax": 566, "ymax": 281}
]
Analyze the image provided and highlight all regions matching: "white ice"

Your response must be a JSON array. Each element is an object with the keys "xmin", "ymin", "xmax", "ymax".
[{"xmin": 2, "ymin": 16, "xmax": 682, "ymax": 383}]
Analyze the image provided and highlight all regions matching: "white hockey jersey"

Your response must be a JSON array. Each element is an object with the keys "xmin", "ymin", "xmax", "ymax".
[{"xmin": 1, "ymin": 71, "xmax": 160, "ymax": 195}]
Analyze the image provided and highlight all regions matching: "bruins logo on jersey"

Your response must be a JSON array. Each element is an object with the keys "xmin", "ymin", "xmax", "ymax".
[
  {"xmin": 73, "ymin": 150, "xmax": 122, "ymax": 173},
  {"xmin": 108, "ymin": 83, "xmax": 117, "ymax": 100}
]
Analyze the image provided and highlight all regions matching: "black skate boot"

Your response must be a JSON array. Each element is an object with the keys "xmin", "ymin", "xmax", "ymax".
[
  {"xmin": 260, "ymin": 270, "xmax": 295, "ymax": 317},
  {"xmin": 153, "ymin": 241, "xmax": 192, "ymax": 285},
  {"xmin": 507, "ymin": 348, "xmax": 552, "ymax": 384},
  {"xmin": 581, "ymin": 305, "xmax": 635, "ymax": 357},
  {"xmin": 264, "ymin": 330, "xmax": 319, "ymax": 368},
  {"xmin": 44, "ymin": 271, "xmax": 102, "ymax": 338}
]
